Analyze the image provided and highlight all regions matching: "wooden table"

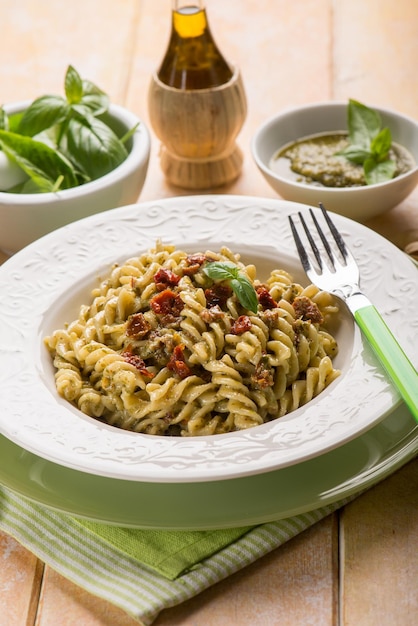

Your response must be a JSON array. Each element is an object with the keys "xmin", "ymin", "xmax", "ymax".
[{"xmin": 1, "ymin": 1, "xmax": 417, "ymax": 624}]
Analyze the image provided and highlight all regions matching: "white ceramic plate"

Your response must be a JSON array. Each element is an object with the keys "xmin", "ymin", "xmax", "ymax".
[
  {"xmin": 0, "ymin": 403, "xmax": 416, "ymax": 529},
  {"xmin": 0, "ymin": 195, "xmax": 417, "ymax": 483}
]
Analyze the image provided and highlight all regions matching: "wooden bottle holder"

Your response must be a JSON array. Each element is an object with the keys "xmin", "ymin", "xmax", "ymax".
[{"xmin": 148, "ymin": 66, "xmax": 247, "ymax": 190}]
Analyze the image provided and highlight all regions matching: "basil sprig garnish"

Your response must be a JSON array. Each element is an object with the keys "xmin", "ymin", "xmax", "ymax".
[
  {"xmin": 337, "ymin": 99, "xmax": 396, "ymax": 185},
  {"xmin": 203, "ymin": 261, "xmax": 258, "ymax": 314},
  {"xmin": 0, "ymin": 65, "xmax": 137, "ymax": 193}
]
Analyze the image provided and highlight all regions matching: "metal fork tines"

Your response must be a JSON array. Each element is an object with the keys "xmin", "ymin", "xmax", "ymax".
[
  {"xmin": 288, "ymin": 203, "xmax": 363, "ymax": 303},
  {"xmin": 288, "ymin": 202, "xmax": 418, "ymax": 423}
]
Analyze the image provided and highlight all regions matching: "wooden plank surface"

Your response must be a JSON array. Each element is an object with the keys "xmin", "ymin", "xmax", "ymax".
[
  {"xmin": 341, "ymin": 460, "xmax": 418, "ymax": 626},
  {"xmin": 155, "ymin": 514, "xmax": 339, "ymax": 626},
  {"xmin": 0, "ymin": 0, "xmax": 139, "ymax": 103},
  {"xmin": 0, "ymin": 0, "xmax": 417, "ymax": 625},
  {"xmin": 0, "ymin": 532, "xmax": 43, "ymax": 626}
]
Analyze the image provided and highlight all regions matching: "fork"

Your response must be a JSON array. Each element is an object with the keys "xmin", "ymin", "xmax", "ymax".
[{"xmin": 289, "ymin": 203, "xmax": 418, "ymax": 423}]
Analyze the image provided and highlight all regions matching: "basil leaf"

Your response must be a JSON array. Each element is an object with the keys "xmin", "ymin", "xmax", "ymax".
[
  {"xmin": 203, "ymin": 261, "xmax": 258, "ymax": 313},
  {"xmin": 8, "ymin": 111, "xmax": 24, "ymax": 132},
  {"xmin": 65, "ymin": 115, "xmax": 128, "ymax": 180},
  {"xmin": 337, "ymin": 144, "xmax": 371, "ymax": 164},
  {"xmin": 0, "ymin": 107, "xmax": 7, "ymax": 130},
  {"xmin": 19, "ymin": 174, "xmax": 62, "ymax": 194},
  {"xmin": 70, "ymin": 103, "xmax": 99, "ymax": 119},
  {"xmin": 370, "ymin": 127, "xmax": 392, "ymax": 160},
  {"xmin": 0, "ymin": 108, "xmax": 23, "ymax": 133},
  {"xmin": 65, "ymin": 65, "xmax": 84, "ymax": 104},
  {"xmin": 348, "ymin": 99, "xmax": 382, "ymax": 148},
  {"xmin": 80, "ymin": 80, "xmax": 109, "ymax": 115},
  {"xmin": 18, "ymin": 95, "xmax": 69, "ymax": 137},
  {"xmin": 339, "ymin": 99, "xmax": 397, "ymax": 185},
  {"xmin": 0, "ymin": 130, "xmax": 78, "ymax": 191},
  {"xmin": 364, "ymin": 157, "xmax": 396, "ymax": 185},
  {"xmin": 33, "ymin": 127, "xmax": 60, "ymax": 150},
  {"xmin": 120, "ymin": 122, "xmax": 140, "ymax": 146},
  {"xmin": 230, "ymin": 277, "xmax": 258, "ymax": 314},
  {"xmin": 203, "ymin": 262, "xmax": 239, "ymax": 281}
]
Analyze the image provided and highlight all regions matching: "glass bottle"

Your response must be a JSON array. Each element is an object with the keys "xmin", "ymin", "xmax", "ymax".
[{"xmin": 157, "ymin": 0, "xmax": 233, "ymax": 90}]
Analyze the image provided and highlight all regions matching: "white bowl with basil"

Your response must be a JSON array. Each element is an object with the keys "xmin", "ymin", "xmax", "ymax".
[
  {"xmin": 0, "ymin": 66, "xmax": 151, "ymax": 254},
  {"xmin": 251, "ymin": 100, "xmax": 418, "ymax": 221}
]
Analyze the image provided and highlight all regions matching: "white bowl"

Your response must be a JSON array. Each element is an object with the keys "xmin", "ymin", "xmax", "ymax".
[
  {"xmin": 0, "ymin": 101, "xmax": 151, "ymax": 254},
  {"xmin": 251, "ymin": 101, "xmax": 418, "ymax": 221}
]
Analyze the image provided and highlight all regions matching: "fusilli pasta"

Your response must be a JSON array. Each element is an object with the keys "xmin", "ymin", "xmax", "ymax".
[{"xmin": 44, "ymin": 242, "xmax": 340, "ymax": 436}]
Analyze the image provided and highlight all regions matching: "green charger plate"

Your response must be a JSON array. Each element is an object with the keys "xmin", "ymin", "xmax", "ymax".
[{"xmin": 0, "ymin": 402, "xmax": 416, "ymax": 530}]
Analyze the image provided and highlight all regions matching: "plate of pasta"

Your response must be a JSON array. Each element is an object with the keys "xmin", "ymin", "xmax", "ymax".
[{"xmin": 0, "ymin": 195, "xmax": 417, "ymax": 484}]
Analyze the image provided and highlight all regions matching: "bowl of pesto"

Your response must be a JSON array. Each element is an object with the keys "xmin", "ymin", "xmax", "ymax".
[{"xmin": 251, "ymin": 100, "xmax": 418, "ymax": 221}]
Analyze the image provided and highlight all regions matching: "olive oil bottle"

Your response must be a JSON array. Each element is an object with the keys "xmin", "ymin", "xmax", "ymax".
[
  {"xmin": 157, "ymin": 0, "xmax": 233, "ymax": 90},
  {"xmin": 148, "ymin": 0, "xmax": 246, "ymax": 188}
]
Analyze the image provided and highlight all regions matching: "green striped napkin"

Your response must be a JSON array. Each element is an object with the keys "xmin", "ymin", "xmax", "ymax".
[
  {"xmin": 0, "ymin": 486, "xmax": 356, "ymax": 625},
  {"xmin": 75, "ymin": 518, "xmax": 255, "ymax": 579}
]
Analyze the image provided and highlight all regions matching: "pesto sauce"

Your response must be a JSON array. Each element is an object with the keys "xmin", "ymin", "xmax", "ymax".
[{"xmin": 269, "ymin": 132, "xmax": 415, "ymax": 188}]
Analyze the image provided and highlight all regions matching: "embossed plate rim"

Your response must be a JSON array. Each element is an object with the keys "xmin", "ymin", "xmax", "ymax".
[{"xmin": 0, "ymin": 195, "xmax": 416, "ymax": 483}]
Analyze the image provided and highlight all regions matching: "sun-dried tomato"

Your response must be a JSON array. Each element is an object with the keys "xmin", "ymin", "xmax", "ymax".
[
  {"xmin": 256, "ymin": 286, "xmax": 278, "ymax": 309},
  {"xmin": 126, "ymin": 312, "xmax": 151, "ymax": 338},
  {"xmin": 205, "ymin": 284, "xmax": 232, "ymax": 308},
  {"xmin": 150, "ymin": 289, "xmax": 184, "ymax": 317},
  {"xmin": 231, "ymin": 315, "xmax": 252, "ymax": 335},
  {"xmin": 122, "ymin": 352, "xmax": 154, "ymax": 378},
  {"xmin": 200, "ymin": 305, "xmax": 225, "ymax": 323},
  {"xmin": 182, "ymin": 253, "xmax": 208, "ymax": 276},
  {"xmin": 153, "ymin": 268, "xmax": 181, "ymax": 291},
  {"xmin": 166, "ymin": 344, "xmax": 192, "ymax": 379},
  {"xmin": 252, "ymin": 360, "xmax": 274, "ymax": 389},
  {"xmin": 187, "ymin": 253, "xmax": 208, "ymax": 266},
  {"xmin": 293, "ymin": 296, "xmax": 324, "ymax": 324}
]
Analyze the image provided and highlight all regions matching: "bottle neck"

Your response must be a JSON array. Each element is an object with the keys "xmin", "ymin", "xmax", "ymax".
[
  {"xmin": 172, "ymin": 0, "xmax": 204, "ymax": 11},
  {"xmin": 172, "ymin": 2, "xmax": 207, "ymax": 39}
]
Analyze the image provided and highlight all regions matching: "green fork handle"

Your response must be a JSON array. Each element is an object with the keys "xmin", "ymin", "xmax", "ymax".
[{"xmin": 354, "ymin": 304, "xmax": 418, "ymax": 422}]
